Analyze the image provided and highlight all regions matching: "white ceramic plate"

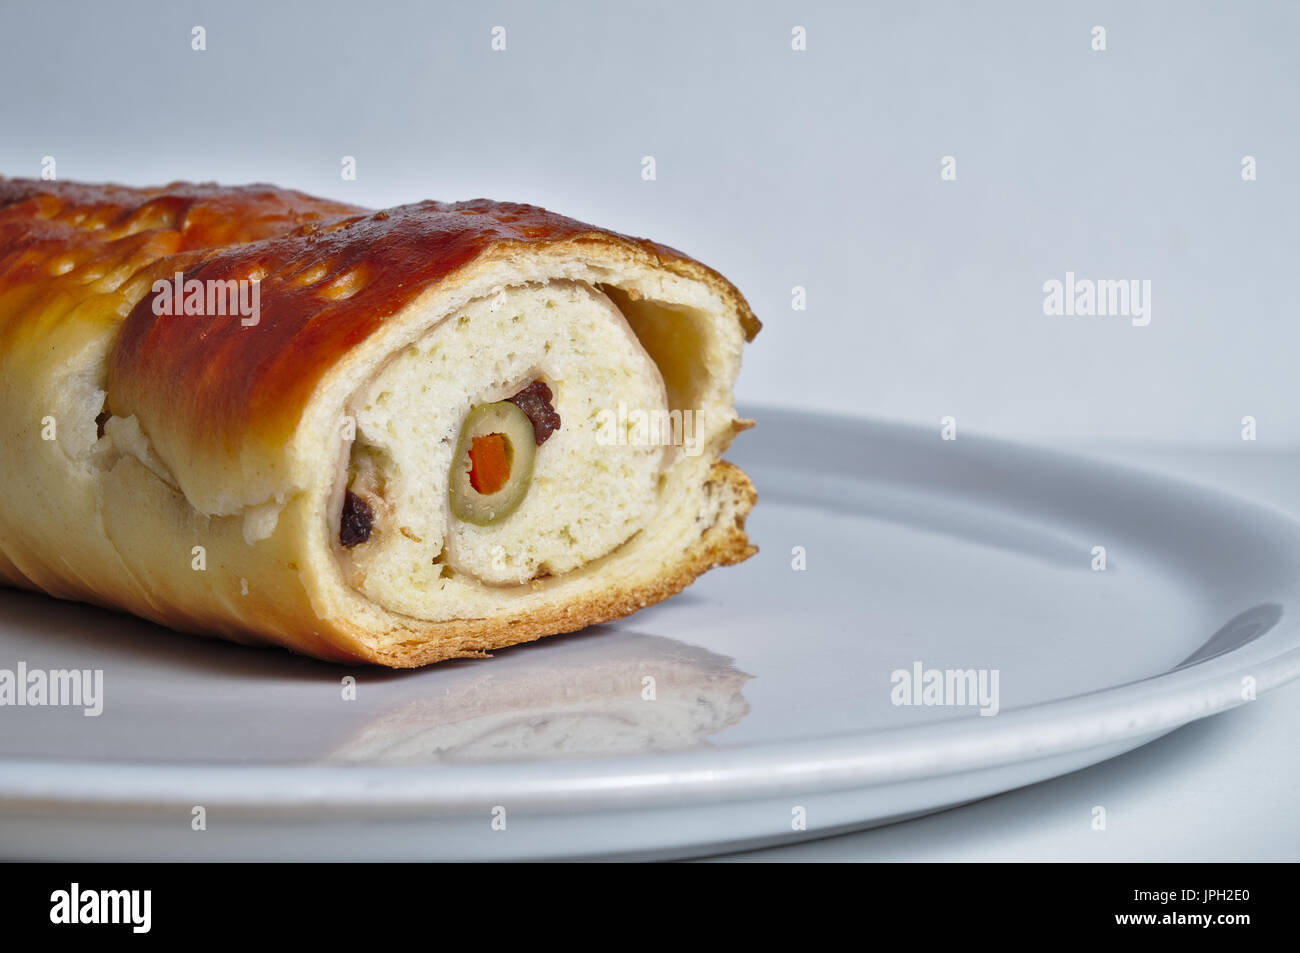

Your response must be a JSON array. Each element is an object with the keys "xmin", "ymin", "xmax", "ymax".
[{"xmin": 1, "ymin": 407, "xmax": 1298, "ymax": 860}]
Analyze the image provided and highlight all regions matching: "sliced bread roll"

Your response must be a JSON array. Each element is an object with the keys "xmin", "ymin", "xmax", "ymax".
[{"xmin": 0, "ymin": 179, "xmax": 759, "ymax": 666}]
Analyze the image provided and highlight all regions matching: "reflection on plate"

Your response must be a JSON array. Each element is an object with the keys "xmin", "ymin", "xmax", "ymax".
[{"xmin": 331, "ymin": 634, "xmax": 750, "ymax": 762}]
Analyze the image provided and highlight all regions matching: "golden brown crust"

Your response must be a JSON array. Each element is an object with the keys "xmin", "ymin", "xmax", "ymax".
[
  {"xmin": 0, "ymin": 178, "xmax": 362, "ymax": 277},
  {"xmin": 0, "ymin": 178, "xmax": 759, "ymax": 667}
]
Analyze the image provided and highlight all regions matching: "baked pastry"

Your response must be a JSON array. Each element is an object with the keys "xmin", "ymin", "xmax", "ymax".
[{"xmin": 0, "ymin": 179, "xmax": 758, "ymax": 666}]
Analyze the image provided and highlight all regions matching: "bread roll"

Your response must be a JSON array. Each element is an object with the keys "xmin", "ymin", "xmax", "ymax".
[{"xmin": 0, "ymin": 179, "xmax": 759, "ymax": 666}]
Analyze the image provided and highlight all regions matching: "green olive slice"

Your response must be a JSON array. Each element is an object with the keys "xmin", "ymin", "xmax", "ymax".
[{"xmin": 449, "ymin": 400, "xmax": 537, "ymax": 525}]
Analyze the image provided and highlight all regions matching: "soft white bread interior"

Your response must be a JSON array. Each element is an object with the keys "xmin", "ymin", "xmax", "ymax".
[{"xmin": 347, "ymin": 280, "xmax": 668, "ymax": 604}]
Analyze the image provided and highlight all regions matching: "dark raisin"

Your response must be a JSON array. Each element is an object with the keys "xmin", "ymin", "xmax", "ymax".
[
  {"xmin": 95, "ymin": 409, "xmax": 110, "ymax": 440},
  {"xmin": 339, "ymin": 490, "xmax": 374, "ymax": 547},
  {"xmin": 506, "ymin": 380, "xmax": 561, "ymax": 445}
]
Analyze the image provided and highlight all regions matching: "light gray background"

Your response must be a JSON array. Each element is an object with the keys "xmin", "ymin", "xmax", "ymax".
[{"xmin": 3, "ymin": 0, "xmax": 1297, "ymax": 446}]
